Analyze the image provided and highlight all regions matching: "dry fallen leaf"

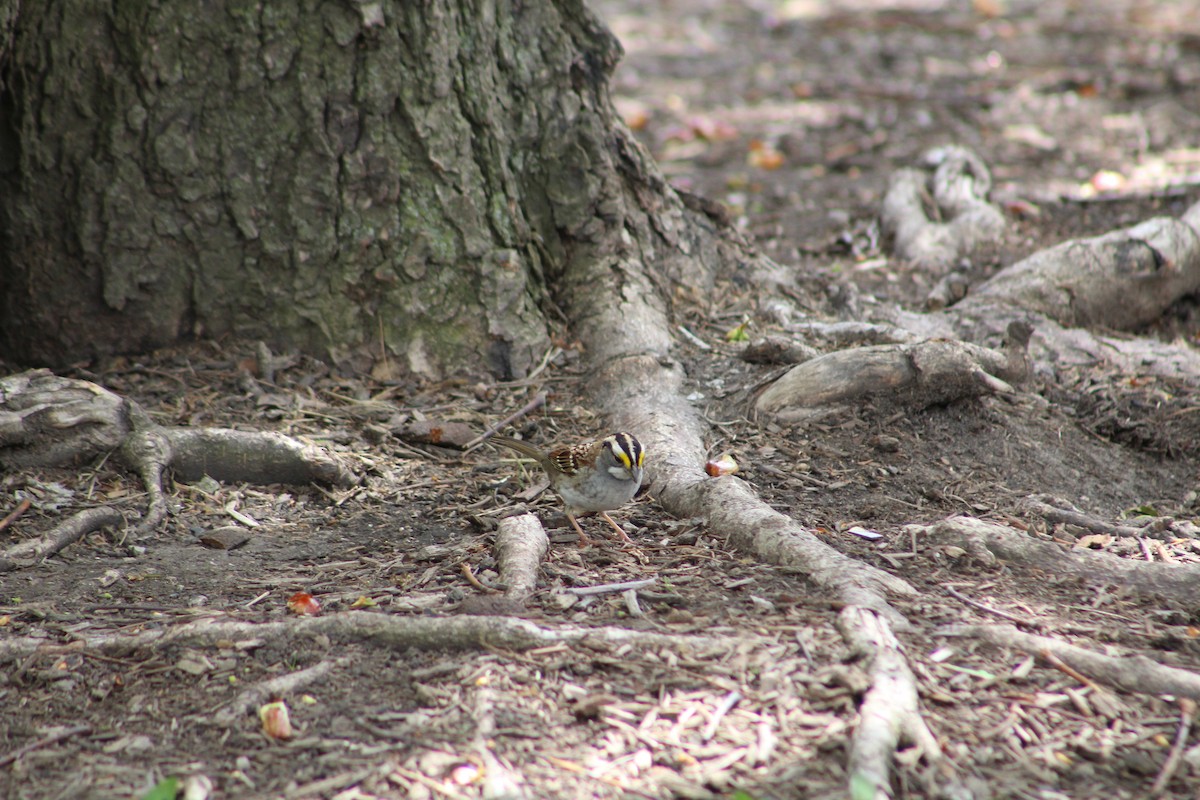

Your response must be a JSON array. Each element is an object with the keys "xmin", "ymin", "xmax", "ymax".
[
  {"xmin": 687, "ymin": 115, "xmax": 738, "ymax": 142},
  {"xmin": 287, "ymin": 592, "xmax": 321, "ymax": 615},
  {"xmin": 747, "ymin": 140, "xmax": 784, "ymax": 170}
]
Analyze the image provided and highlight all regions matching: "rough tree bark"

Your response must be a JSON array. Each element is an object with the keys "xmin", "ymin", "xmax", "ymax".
[{"xmin": 0, "ymin": 0, "xmax": 723, "ymax": 376}]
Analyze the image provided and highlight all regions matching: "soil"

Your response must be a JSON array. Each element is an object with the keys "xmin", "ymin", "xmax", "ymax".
[{"xmin": 4, "ymin": 2, "xmax": 1200, "ymax": 799}]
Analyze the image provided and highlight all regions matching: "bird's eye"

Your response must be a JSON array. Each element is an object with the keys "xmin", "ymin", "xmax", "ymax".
[{"xmin": 611, "ymin": 446, "xmax": 632, "ymax": 469}]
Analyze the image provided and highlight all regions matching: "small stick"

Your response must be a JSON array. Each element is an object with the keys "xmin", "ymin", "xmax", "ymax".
[
  {"xmin": 461, "ymin": 563, "xmax": 503, "ymax": 594},
  {"xmin": 622, "ymin": 588, "xmax": 644, "ymax": 617},
  {"xmin": 1040, "ymin": 649, "xmax": 1102, "ymax": 692},
  {"xmin": 1153, "ymin": 540, "xmax": 1176, "ymax": 564},
  {"xmin": 945, "ymin": 586, "xmax": 1042, "ymax": 629},
  {"xmin": 463, "ymin": 392, "xmax": 547, "ymax": 452},
  {"xmin": 677, "ymin": 325, "xmax": 713, "ymax": 351},
  {"xmin": 1151, "ymin": 698, "xmax": 1196, "ymax": 796},
  {"xmin": 1138, "ymin": 536, "xmax": 1154, "ymax": 562},
  {"xmin": 285, "ymin": 769, "xmax": 375, "ymax": 800},
  {"xmin": 0, "ymin": 725, "xmax": 92, "ymax": 768},
  {"xmin": 701, "ymin": 691, "xmax": 741, "ymax": 742},
  {"xmin": 0, "ymin": 498, "xmax": 32, "ymax": 534},
  {"xmin": 565, "ymin": 578, "xmax": 656, "ymax": 597},
  {"xmin": 243, "ymin": 591, "xmax": 271, "ymax": 609},
  {"xmin": 494, "ymin": 344, "xmax": 562, "ymax": 387},
  {"xmin": 389, "ymin": 765, "xmax": 467, "ymax": 799},
  {"xmin": 1027, "ymin": 500, "xmax": 1144, "ymax": 538}
]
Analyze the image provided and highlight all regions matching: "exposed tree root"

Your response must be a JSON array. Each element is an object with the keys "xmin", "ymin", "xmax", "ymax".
[
  {"xmin": 881, "ymin": 145, "xmax": 1005, "ymax": 270},
  {"xmin": 963, "ymin": 200, "xmax": 1200, "ymax": 332},
  {"xmin": 0, "ymin": 507, "xmax": 123, "ymax": 572},
  {"xmin": 564, "ymin": 204, "xmax": 930, "ymax": 793},
  {"xmin": 0, "ymin": 612, "xmax": 734, "ymax": 663},
  {"xmin": 594, "ymin": 354, "xmax": 916, "ymax": 620},
  {"xmin": 753, "ymin": 321, "xmax": 1031, "ymax": 421},
  {"xmin": 837, "ymin": 607, "xmax": 944, "ymax": 800},
  {"xmin": 939, "ymin": 623, "xmax": 1200, "ymax": 700},
  {"xmin": 0, "ymin": 369, "xmax": 356, "ymax": 544},
  {"xmin": 768, "ymin": 193, "xmax": 1200, "ymax": 422},
  {"xmin": 910, "ymin": 199, "xmax": 1200, "ymax": 382},
  {"xmin": 0, "ymin": 370, "xmax": 132, "ymax": 467},
  {"xmin": 915, "ymin": 515, "xmax": 1200, "ymax": 609},
  {"xmin": 163, "ymin": 427, "xmax": 354, "ymax": 486}
]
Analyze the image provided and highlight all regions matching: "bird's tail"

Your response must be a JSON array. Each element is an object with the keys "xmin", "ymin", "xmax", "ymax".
[{"xmin": 488, "ymin": 436, "xmax": 544, "ymax": 461}]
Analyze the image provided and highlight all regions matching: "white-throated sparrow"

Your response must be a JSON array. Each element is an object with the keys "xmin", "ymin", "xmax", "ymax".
[{"xmin": 491, "ymin": 432, "xmax": 645, "ymax": 545}]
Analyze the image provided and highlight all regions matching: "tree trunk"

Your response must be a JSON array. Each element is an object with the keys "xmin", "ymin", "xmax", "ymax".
[{"xmin": 0, "ymin": 0, "xmax": 721, "ymax": 376}]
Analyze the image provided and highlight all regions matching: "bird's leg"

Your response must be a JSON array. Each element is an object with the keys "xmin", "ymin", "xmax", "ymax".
[
  {"xmin": 600, "ymin": 512, "xmax": 634, "ymax": 544},
  {"xmin": 566, "ymin": 513, "xmax": 592, "ymax": 547}
]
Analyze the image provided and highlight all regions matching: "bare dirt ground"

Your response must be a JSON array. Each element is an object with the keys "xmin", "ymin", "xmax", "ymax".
[{"xmin": 4, "ymin": 1, "xmax": 1200, "ymax": 799}]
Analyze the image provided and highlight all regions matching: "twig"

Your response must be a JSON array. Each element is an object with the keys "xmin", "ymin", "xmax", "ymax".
[
  {"xmin": 225, "ymin": 502, "xmax": 261, "ymax": 528},
  {"xmin": 0, "ymin": 725, "xmax": 92, "ymax": 768},
  {"xmin": 0, "ymin": 498, "xmax": 32, "ymax": 533},
  {"xmin": 945, "ymin": 586, "xmax": 1042, "ymax": 629},
  {"xmin": 495, "ymin": 345, "xmax": 562, "ymax": 388},
  {"xmin": 1138, "ymin": 536, "xmax": 1154, "ymax": 562},
  {"xmin": 463, "ymin": 392, "xmax": 547, "ymax": 452},
  {"xmin": 1040, "ymin": 649, "xmax": 1103, "ymax": 691},
  {"xmin": 243, "ymin": 591, "xmax": 271, "ymax": 609},
  {"xmin": 622, "ymin": 588, "xmax": 644, "ymax": 617},
  {"xmin": 1154, "ymin": 540, "xmax": 1176, "ymax": 564},
  {"xmin": 0, "ymin": 507, "xmax": 122, "ymax": 572},
  {"xmin": 461, "ymin": 563, "xmax": 503, "ymax": 594},
  {"xmin": 565, "ymin": 578, "xmax": 656, "ymax": 597},
  {"xmin": 701, "ymin": 691, "xmax": 741, "ymax": 742},
  {"xmin": 285, "ymin": 768, "xmax": 375, "ymax": 800},
  {"xmin": 677, "ymin": 325, "xmax": 713, "ymax": 350},
  {"xmin": 389, "ymin": 765, "xmax": 467, "ymax": 799},
  {"xmin": 1151, "ymin": 698, "xmax": 1196, "ymax": 796},
  {"xmin": 1025, "ymin": 499, "xmax": 1144, "ymax": 538},
  {"xmin": 755, "ymin": 720, "xmax": 777, "ymax": 765}
]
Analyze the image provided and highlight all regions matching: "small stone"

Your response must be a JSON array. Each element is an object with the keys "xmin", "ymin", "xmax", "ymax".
[
  {"xmin": 869, "ymin": 435, "xmax": 901, "ymax": 452},
  {"xmin": 198, "ymin": 527, "xmax": 251, "ymax": 550}
]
